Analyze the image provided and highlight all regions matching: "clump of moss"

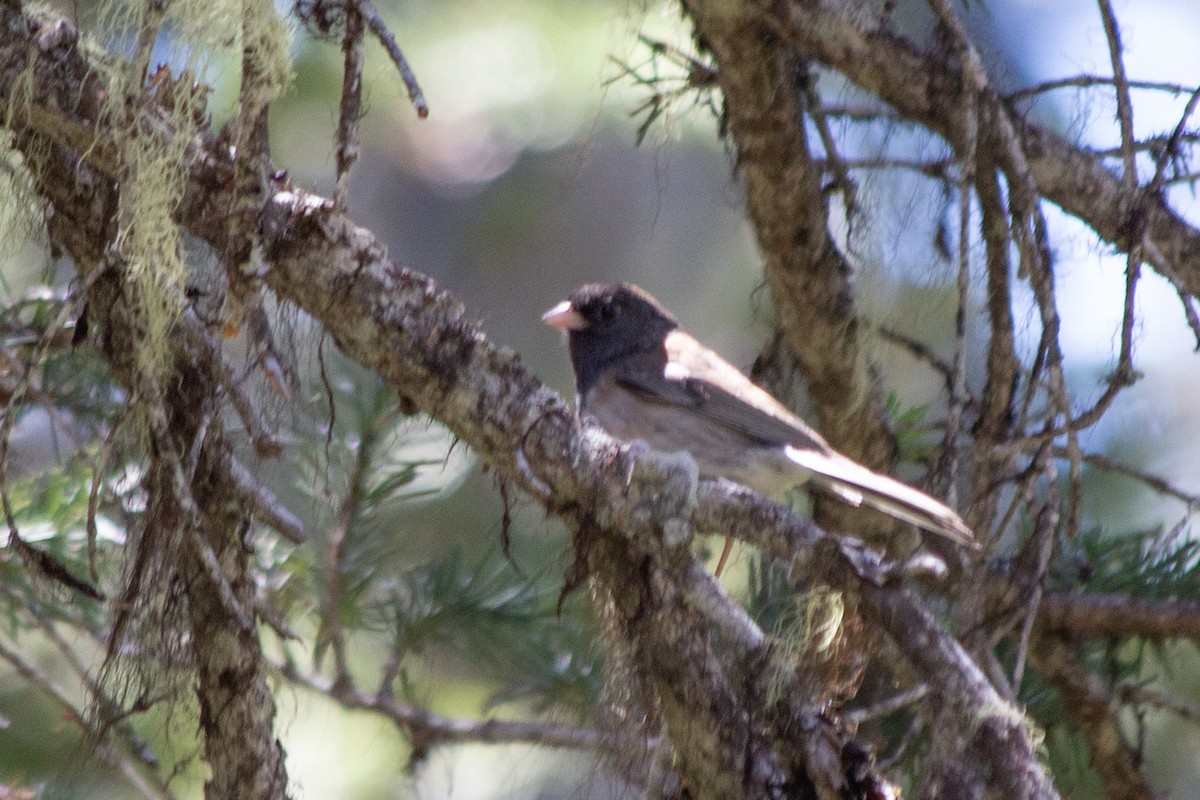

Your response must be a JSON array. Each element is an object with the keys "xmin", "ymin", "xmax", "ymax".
[{"xmin": 87, "ymin": 0, "xmax": 292, "ymax": 381}]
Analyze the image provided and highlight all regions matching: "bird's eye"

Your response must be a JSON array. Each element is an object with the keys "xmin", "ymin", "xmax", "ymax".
[{"xmin": 599, "ymin": 302, "xmax": 618, "ymax": 321}]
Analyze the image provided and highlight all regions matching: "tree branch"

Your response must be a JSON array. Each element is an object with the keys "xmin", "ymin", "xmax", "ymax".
[
  {"xmin": 682, "ymin": 1, "xmax": 895, "ymax": 475},
  {"xmin": 12, "ymin": 2, "xmax": 1171, "ymax": 796},
  {"xmin": 751, "ymin": 0, "xmax": 1200, "ymax": 294},
  {"xmin": 1029, "ymin": 636, "xmax": 1152, "ymax": 800},
  {"xmin": 1038, "ymin": 591, "xmax": 1200, "ymax": 640}
]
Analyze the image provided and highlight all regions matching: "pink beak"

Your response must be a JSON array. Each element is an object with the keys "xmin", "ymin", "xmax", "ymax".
[{"xmin": 541, "ymin": 300, "xmax": 586, "ymax": 331}]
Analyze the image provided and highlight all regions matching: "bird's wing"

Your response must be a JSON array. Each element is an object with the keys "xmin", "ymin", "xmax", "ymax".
[
  {"xmin": 617, "ymin": 331, "xmax": 975, "ymax": 546},
  {"xmin": 612, "ymin": 331, "xmax": 832, "ymax": 452}
]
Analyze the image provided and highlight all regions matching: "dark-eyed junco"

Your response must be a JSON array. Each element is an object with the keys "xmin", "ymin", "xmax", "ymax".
[{"xmin": 543, "ymin": 283, "xmax": 973, "ymax": 568}]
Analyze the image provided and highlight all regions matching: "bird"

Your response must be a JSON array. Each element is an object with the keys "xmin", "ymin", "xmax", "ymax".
[{"xmin": 542, "ymin": 282, "xmax": 973, "ymax": 574}]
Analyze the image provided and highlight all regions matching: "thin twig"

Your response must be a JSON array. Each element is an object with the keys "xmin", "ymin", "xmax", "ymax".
[
  {"xmin": 1011, "ymin": 501, "xmax": 1057, "ymax": 689},
  {"xmin": 226, "ymin": 455, "xmax": 306, "ymax": 544},
  {"xmin": 179, "ymin": 308, "xmax": 283, "ymax": 458},
  {"xmin": 1091, "ymin": 1, "xmax": 1142, "ymax": 546},
  {"xmin": 87, "ymin": 408, "xmax": 130, "ymax": 581},
  {"xmin": 940, "ymin": 72, "xmax": 975, "ymax": 502},
  {"xmin": 876, "ymin": 325, "xmax": 955, "ymax": 386},
  {"xmin": 0, "ymin": 637, "xmax": 171, "ymax": 800},
  {"xmin": 845, "ymin": 683, "xmax": 928, "ymax": 724},
  {"xmin": 814, "ymin": 155, "xmax": 955, "ymax": 181},
  {"xmin": 1119, "ymin": 684, "xmax": 1200, "ymax": 726},
  {"xmin": 356, "ymin": 0, "xmax": 429, "ymax": 118},
  {"xmin": 967, "ymin": 157, "xmax": 1019, "ymax": 534},
  {"xmin": 1147, "ymin": 255, "xmax": 1200, "ymax": 348},
  {"xmin": 636, "ymin": 34, "xmax": 719, "ymax": 88},
  {"xmin": 1052, "ymin": 448, "xmax": 1200, "ymax": 507},
  {"xmin": 334, "ymin": 0, "xmax": 364, "ymax": 207},
  {"xmin": 801, "ymin": 66, "xmax": 860, "ymax": 218},
  {"xmin": 1146, "ymin": 86, "xmax": 1200, "ymax": 196},
  {"xmin": 1006, "ymin": 75, "xmax": 1197, "ymax": 103},
  {"xmin": 276, "ymin": 658, "xmax": 622, "ymax": 752},
  {"xmin": 319, "ymin": 408, "xmax": 376, "ymax": 686},
  {"xmin": 1097, "ymin": 0, "xmax": 1137, "ymax": 190},
  {"xmin": 983, "ymin": 441, "xmax": 1053, "ymax": 557},
  {"xmin": 1089, "ymin": 131, "xmax": 1200, "ymax": 161}
]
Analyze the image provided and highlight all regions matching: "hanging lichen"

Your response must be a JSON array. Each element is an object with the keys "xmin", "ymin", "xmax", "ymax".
[{"xmin": 84, "ymin": 0, "xmax": 293, "ymax": 383}]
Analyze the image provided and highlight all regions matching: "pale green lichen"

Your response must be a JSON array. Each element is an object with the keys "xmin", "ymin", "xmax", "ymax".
[
  {"xmin": 766, "ymin": 588, "xmax": 847, "ymax": 704},
  {"xmin": 239, "ymin": 0, "xmax": 294, "ymax": 117},
  {"xmin": 965, "ymin": 696, "xmax": 1043, "ymax": 749},
  {"xmin": 0, "ymin": 60, "xmax": 51, "ymax": 276},
  {"xmin": 83, "ymin": 0, "xmax": 293, "ymax": 381},
  {"xmin": 2, "ymin": 0, "xmax": 294, "ymax": 771},
  {"xmin": 0, "ymin": 133, "xmax": 49, "ymax": 278}
]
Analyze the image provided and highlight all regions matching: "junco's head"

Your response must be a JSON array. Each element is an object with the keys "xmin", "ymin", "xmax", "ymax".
[
  {"xmin": 543, "ymin": 283, "xmax": 974, "ymax": 553},
  {"xmin": 542, "ymin": 283, "xmax": 678, "ymax": 396}
]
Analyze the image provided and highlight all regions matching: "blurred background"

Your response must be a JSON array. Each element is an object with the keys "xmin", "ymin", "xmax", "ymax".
[{"xmin": 4, "ymin": 0, "xmax": 1200, "ymax": 797}]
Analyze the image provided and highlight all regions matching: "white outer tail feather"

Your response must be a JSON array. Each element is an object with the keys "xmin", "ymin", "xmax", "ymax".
[{"xmin": 784, "ymin": 445, "xmax": 975, "ymax": 546}]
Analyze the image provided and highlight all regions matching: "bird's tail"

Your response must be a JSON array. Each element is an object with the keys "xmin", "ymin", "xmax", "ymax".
[{"xmin": 785, "ymin": 446, "xmax": 975, "ymax": 546}]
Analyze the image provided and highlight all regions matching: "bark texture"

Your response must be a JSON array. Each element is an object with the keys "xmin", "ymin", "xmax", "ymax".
[{"xmin": 5, "ymin": 0, "xmax": 1199, "ymax": 798}]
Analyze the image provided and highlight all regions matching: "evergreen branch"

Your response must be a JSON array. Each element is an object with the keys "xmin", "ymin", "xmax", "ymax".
[
  {"xmin": 15, "ymin": 2, "xmax": 1200, "ymax": 793},
  {"xmin": 275, "ymin": 658, "xmax": 624, "ymax": 753},
  {"xmin": 317, "ymin": 385, "xmax": 373, "ymax": 684},
  {"xmin": 0, "ymin": 635, "xmax": 172, "ymax": 800},
  {"xmin": 1029, "ymin": 635, "xmax": 1152, "ymax": 800},
  {"xmin": 1038, "ymin": 591, "xmax": 1200, "ymax": 641}
]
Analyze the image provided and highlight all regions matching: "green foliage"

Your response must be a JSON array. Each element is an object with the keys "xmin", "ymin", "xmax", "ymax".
[
  {"xmin": 10, "ymin": 460, "xmax": 92, "ymax": 539},
  {"xmin": 1051, "ymin": 524, "xmax": 1200, "ymax": 601},
  {"xmin": 884, "ymin": 391, "xmax": 935, "ymax": 463},
  {"xmin": 744, "ymin": 554, "xmax": 795, "ymax": 632},
  {"xmin": 376, "ymin": 549, "xmax": 601, "ymax": 714},
  {"xmin": 1042, "ymin": 725, "xmax": 1107, "ymax": 800},
  {"xmin": 297, "ymin": 373, "xmax": 441, "ymax": 616},
  {"xmin": 287, "ymin": 361, "xmax": 602, "ymax": 717},
  {"xmin": 0, "ymin": 456, "xmax": 115, "ymax": 607},
  {"xmin": 1011, "ymin": 525, "xmax": 1200, "ymax": 796}
]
